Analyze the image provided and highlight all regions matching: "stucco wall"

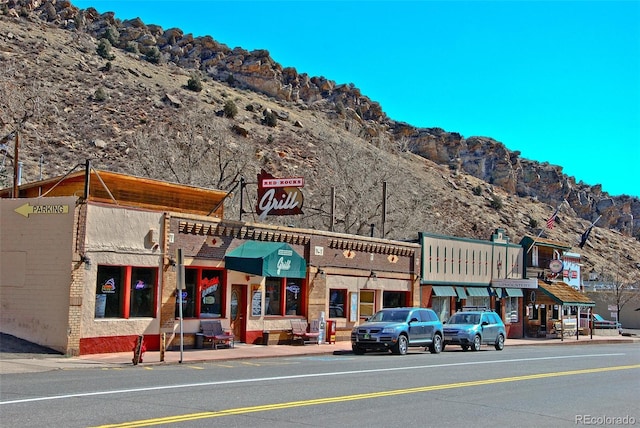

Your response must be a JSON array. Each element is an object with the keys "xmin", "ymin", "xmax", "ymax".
[
  {"xmin": 81, "ymin": 203, "xmax": 164, "ymax": 339},
  {"xmin": 0, "ymin": 196, "xmax": 76, "ymax": 352}
]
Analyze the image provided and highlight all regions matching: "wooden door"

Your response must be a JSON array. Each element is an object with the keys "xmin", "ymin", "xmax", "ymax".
[{"xmin": 230, "ymin": 284, "xmax": 246, "ymax": 341}]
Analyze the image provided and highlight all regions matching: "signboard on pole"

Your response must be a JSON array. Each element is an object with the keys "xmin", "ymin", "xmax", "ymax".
[{"xmin": 256, "ymin": 170, "xmax": 304, "ymax": 221}]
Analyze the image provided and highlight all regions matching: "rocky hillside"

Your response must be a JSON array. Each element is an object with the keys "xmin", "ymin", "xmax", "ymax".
[{"xmin": 1, "ymin": 0, "xmax": 639, "ymax": 286}]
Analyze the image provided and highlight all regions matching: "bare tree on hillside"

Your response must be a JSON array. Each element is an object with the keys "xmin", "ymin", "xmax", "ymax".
[
  {"xmin": 129, "ymin": 109, "xmax": 254, "ymax": 195},
  {"xmin": 299, "ymin": 134, "xmax": 433, "ymax": 239},
  {"xmin": 0, "ymin": 61, "xmax": 45, "ymax": 188}
]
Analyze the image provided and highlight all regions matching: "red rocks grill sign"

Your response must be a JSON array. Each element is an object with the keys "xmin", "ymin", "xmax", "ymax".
[{"xmin": 256, "ymin": 170, "xmax": 304, "ymax": 221}]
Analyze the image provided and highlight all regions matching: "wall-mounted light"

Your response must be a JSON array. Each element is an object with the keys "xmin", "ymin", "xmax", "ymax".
[
  {"xmin": 81, "ymin": 254, "xmax": 91, "ymax": 270},
  {"xmin": 369, "ymin": 271, "xmax": 377, "ymax": 281},
  {"xmin": 318, "ymin": 269, "xmax": 326, "ymax": 278}
]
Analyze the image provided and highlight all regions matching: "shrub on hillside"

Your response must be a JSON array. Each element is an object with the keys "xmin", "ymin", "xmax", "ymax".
[
  {"xmin": 223, "ymin": 100, "xmax": 238, "ymax": 118},
  {"xmin": 93, "ymin": 87, "xmax": 108, "ymax": 102},
  {"xmin": 96, "ymin": 39, "xmax": 115, "ymax": 60},
  {"xmin": 263, "ymin": 110, "xmax": 277, "ymax": 127},
  {"xmin": 490, "ymin": 195, "xmax": 503, "ymax": 210},
  {"xmin": 144, "ymin": 47, "xmax": 161, "ymax": 64},
  {"xmin": 187, "ymin": 74, "xmax": 203, "ymax": 92}
]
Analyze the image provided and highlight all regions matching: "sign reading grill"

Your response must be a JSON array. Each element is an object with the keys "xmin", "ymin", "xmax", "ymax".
[{"xmin": 256, "ymin": 170, "xmax": 304, "ymax": 221}]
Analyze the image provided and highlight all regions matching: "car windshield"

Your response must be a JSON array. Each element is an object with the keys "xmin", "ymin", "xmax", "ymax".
[
  {"xmin": 448, "ymin": 313, "xmax": 480, "ymax": 324},
  {"xmin": 593, "ymin": 314, "xmax": 605, "ymax": 321},
  {"xmin": 370, "ymin": 310, "xmax": 409, "ymax": 322}
]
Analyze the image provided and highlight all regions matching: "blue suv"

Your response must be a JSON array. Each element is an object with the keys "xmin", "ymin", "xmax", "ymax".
[
  {"xmin": 443, "ymin": 310, "xmax": 506, "ymax": 351},
  {"xmin": 351, "ymin": 307, "xmax": 444, "ymax": 355}
]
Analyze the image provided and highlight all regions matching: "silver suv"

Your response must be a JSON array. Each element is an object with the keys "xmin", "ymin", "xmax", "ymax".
[
  {"xmin": 351, "ymin": 307, "xmax": 443, "ymax": 355},
  {"xmin": 443, "ymin": 310, "xmax": 506, "ymax": 351}
]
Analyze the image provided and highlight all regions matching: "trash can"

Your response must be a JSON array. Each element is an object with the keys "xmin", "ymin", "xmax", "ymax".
[
  {"xmin": 195, "ymin": 333, "xmax": 204, "ymax": 349},
  {"xmin": 262, "ymin": 330, "xmax": 270, "ymax": 346}
]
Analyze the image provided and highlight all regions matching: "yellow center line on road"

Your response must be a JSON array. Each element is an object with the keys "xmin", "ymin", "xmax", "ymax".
[{"xmin": 92, "ymin": 364, "xmax": 640, "ymax": 428}]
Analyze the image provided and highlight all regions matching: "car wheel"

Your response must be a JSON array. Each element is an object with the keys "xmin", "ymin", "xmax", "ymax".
[
  {"xmin": 470, "ymin": 334, "xmax": 481, "ymax": 351},
  {"xmin": 461, "ymin": 345, "xmax": 469, "ymax": 351},
  {"xmin": 429, "ymin": 334, "xmax": 443, "ymax": 354},
  {"xmin": 392, "ymin": 335, "xmax": 408, "ymax": 355},
  {"xmin": 352, "ymin": 345, "xmax": 366, "ymax": 355},
  {"xmin": 494, "ymin": 334, "xmax": 505, "ymax": 351}
]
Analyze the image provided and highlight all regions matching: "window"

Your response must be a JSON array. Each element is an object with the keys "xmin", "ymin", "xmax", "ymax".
[
  {"xmin": 505, "ymin": 296, "xmax": 518, "ymax": 323},
  {"xmin": 359, "ymin": 290, "xmax": 375, "ymax": 318},
  {"xmin": 130, "ymin": 267, "xmax": 156, "ymax": 317},
  {"xmin": 96, "ymin": 265, "xmax": 157, "ymax": 319},
  {"xmin": 329, "ymin": 289, "xmax": 347, "ymax": 318},
  {"xmin": 432, "ymin": 296, "xmax": 450, "ymax": 322},
  {"xmin": 265, "ymin": 277, "xmax": 304, "ymax": 316},
  {"xmin": 383, "ymin": 291, "xmax": 408, "ymax": 308},
  {"xmin": 175, "ymin": 268, "xmax": 224, "ymax": 319},
  {"xmin": 466, "ymin": 296, "xmax": 489, "ymax": 309}
]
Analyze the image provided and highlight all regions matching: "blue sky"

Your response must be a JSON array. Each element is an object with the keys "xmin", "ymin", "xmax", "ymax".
[{"xmin": 74, "ymin": 1, "xmax": 639, "ymax": 197}]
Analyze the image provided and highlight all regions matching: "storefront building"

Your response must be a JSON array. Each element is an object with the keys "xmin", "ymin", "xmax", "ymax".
[
  {"xmin": 420, "ymin": 229, "xmax": 531, "ymax": 338},
  {"xmin": 1, "ymin": 167, "xmax": 419, "ymax": 354},
  {"xmin": 520, "ymin": 237, "xmax": 594, "ymax": 337}
]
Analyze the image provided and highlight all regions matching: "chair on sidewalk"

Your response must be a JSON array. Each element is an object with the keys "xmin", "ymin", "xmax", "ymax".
[
  {"xmin": 290, "ymin": 319, "xmax": 320, "ymax": 345},
  {"xmin": 201, "ymin": 320, "xmax": 234, "ymax": 349}
]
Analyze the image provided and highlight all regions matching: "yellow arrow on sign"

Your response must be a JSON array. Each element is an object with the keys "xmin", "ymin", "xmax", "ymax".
[{"xmin": 14, "ymin": 203, "xmax": 69, "ymax": 218}]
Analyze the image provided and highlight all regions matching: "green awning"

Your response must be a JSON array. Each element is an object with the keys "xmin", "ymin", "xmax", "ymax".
[
  {"xmin": 504, "ymin": 288, "xmax": 524, "ymax": 297},
  {"xmin": 465, "ymin": 287, "xmax": 490, "ymax": 297},
  {"xmin": 432, "ymin": 286, "xmax": 456, "ymax": 297},
  {"xmin": 225, "ymin": 241, "xmax": 306, "ymax": 278},
  {"xmin": 455, "ymin": 286, "xmax": 467, "ymax": 300}
]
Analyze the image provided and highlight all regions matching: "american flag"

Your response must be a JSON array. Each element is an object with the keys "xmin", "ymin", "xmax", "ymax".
[{"xmin": 546, "ymin": 207, "xmax": 558, "ymax": 229}]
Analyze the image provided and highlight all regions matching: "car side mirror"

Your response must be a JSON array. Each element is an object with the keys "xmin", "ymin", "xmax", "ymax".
[
  {"xmin": 410, "ymin": 317, "xmax": 419, "ymax": 323},
  {"xmin": 481, "ymin": 321, "xmax": 489, "ymax": 326}
]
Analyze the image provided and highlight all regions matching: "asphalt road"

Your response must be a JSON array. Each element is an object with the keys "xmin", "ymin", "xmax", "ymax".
[{"xmin": 1, "ymin": 342, "xmax": 638, "ymax": 427}]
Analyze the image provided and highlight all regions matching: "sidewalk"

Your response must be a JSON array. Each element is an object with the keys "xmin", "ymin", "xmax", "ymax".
[{"xmin": 1, "ymin": 333, "xmax": 638, "ymax": 375}]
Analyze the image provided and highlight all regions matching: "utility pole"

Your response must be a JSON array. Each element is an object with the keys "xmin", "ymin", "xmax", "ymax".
[{"xmin": 12, "ymin": 132, "xmax": 19, "ymax": 197}]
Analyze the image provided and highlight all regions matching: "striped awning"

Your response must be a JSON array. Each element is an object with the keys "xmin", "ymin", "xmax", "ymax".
[
  {"xmin": 503, "ymin": 288, "xmax": 524, "ymax": 297},
  {"xmin": 432, "ymin": 286, "xmax": 457, "ymax": 297},
  {"xmin": 455, "ymin": 286, "xmax": 467, "ymax": 299},
  {"xmin": 465, "ymin": 287, "xmax": 490, "ymax": 297}
]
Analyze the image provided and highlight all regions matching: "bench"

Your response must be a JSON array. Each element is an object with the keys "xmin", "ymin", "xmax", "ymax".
[
  {"xmin": 200, "ymin": 320, "xmax": 234, "ymax": 349},
  {"xmin": 290, "ymin": 319, "xmax": 320, "ymax": 345},
  {"xmin": 552, "ymin": 319, "xmax": 577, "ymax": 338}
]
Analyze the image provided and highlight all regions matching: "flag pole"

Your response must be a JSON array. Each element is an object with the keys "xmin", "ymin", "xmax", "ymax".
[{"xmin": 526, "ymin": 199, "xmax": 567, "ymax": 254}]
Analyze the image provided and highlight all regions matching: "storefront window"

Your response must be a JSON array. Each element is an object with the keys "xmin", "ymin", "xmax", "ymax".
[
  {"xmin": 505, "ymin": 297, "xmax": 519, "ymax": 323},
  {"xmin": 263, "ymin": 277, "xmax": 304, "ymax": 316},
  {"xmin": 329, "ymin": 289, "xmax": 347, "ymax": 318},
  {"xmin": 96, "ymin": 265, "xmax": 158, "ymax": 319},
  {"xmin": 285, "ymin": 279, "xmax": 302, "ymax": 315},
  {"xmin": 432, "ymin": 296, "xmax": 450, "ymax": 322},
  {"xmin": 175, "ymin": 268, "xmax": 224, "ymax": 319},
  {"xmin": 200, "ymin": 269, "xmax": 223, "ymax": 318},
  {"xmin": 130, "ymin": 267, "xmax": 157, "ymax": 317},
  {"xmin": 176, "ymin": 269, "xmax": 197, "ymax": 318},
  {"xmin": 466, "ymin": 296, "xmax": 489, "ymax": 309},
  {"xmin": 96, "ymin": 266, "xmax": 125, "ymax": 318},
  {"xmin": 360, "ymin": 290, "xmax": 375, "ymax": 318},
  {"xmin": 265, "ymin": 278, "xmax": 282, "ymax": 315},
  {"xmin": 383, "ymin": 291, "xmax": 407, "ymax": 308}
]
